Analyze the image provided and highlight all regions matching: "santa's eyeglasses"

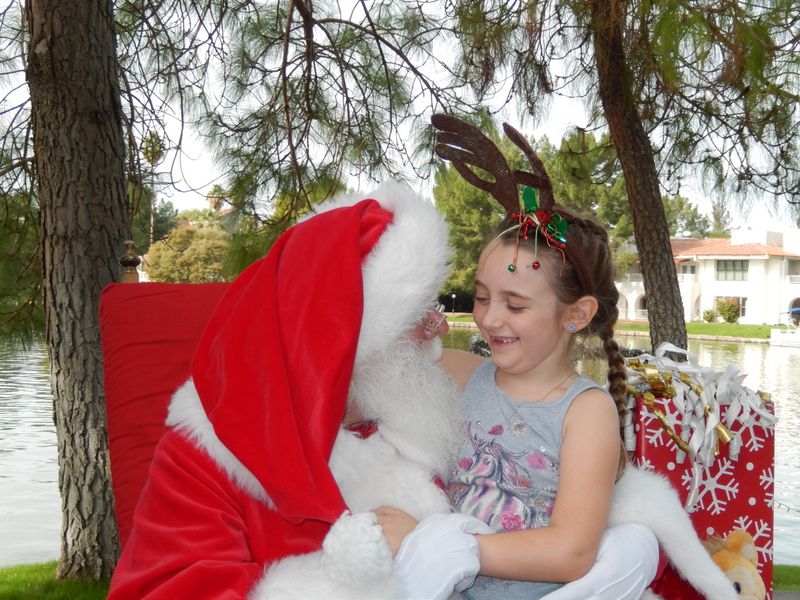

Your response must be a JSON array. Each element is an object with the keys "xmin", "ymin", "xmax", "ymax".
[{"xmin": 421, "ymin": 301, "xmax": 447, "ymax": 334}]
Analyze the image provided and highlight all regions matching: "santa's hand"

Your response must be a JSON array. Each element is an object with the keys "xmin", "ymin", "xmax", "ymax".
[
  {"xmin": 541, "ymin": 523, "xmax": 659, "ymax": 600},
  {"xmin": 393, "ymin": 512, "xmax": 493, "ymax": 600}
]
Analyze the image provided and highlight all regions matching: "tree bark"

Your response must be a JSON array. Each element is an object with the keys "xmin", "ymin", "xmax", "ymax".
[
  {"xmin": 588, "ymin": 0, "xmax": 688, "ymax": 351},
  {"xmin": 25, "ymin": 0, "xmax": 128, "ymax": 579}
]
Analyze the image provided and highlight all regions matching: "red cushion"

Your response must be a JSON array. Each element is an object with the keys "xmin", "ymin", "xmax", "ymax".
[{"xmin": 99, "ymin": 282, "xmax": 230, "ymax": 548}]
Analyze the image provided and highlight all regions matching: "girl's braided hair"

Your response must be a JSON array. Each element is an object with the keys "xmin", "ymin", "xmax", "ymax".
[{"xmin": 432, "ymin": 114, "xmax": 628, "ymax": 446}]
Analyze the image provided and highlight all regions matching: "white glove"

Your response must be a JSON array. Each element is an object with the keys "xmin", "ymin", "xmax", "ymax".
[
  {"xmin": 541, "ymin": 523, "xmax": 660, "ymax": 600},
  {"xmin": 393, "ymin": 512, "xmax": 493, "ymax": 600}
]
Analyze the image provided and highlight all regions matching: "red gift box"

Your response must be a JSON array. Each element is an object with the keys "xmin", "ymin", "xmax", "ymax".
[{"xmin": 624, "ymin": 346, "xmax": 776, "ymax": 600}]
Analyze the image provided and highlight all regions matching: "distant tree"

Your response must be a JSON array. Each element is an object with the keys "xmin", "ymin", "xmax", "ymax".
[
  {"xmin": 225, "ymin": 218, "xmax": 277, "ymax": 279},
  {"xmin": 141, "ymin": 130, "xmax": 165, "ymax": 246},
  {"xmin": 146, "ymin": 226, "xmax": 232, "ymax": 283},
  {"xmin": 538, "ymin": 131, "xmax": 622, "ymax": 219},
  {"xmin": 225, "ymin": 174, "xmax": 349, "ymax": 275},
  {"xmin": 432, "ymin": 161, "xmax": 501, "ymax": 296},
  {"xmin": 536, "ymin": 131, "xmax": 710, "ymax": 265},
  {"xmin": 207, "ymin": 184, "xmax": 227, "ymax": 212},
  {"xmin": 536, "ymin": 131, "xmax": 637, "ymax": 273},
  {"xmin": 0, "ymin": 192, "xmax": 42, "ymax": 336},
  {"xmin": 178, "ymin": 208, "xmax": 228, "ymax": 230},
  {"xmin": 128, "ymin": 183, "xmax": 178, "ymax": 254},
  {"xmin": 662, "ymin": 195, "xmax": 711, "ymax": 238},
  {"xmin": 709, "ymin": 198, "xmax": 733, "ymax": 238},
  {"xmin": 144, "ymin": 176, "xmax": 349, "ymax": 285}
]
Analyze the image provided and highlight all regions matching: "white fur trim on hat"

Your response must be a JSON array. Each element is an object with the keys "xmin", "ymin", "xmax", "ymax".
[{"xmin": 308, "ymin": 181, "xmax": 451, "ymax": 363}]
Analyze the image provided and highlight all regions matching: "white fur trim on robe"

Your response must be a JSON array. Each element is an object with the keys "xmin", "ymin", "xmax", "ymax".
[
  {"xmin": 167, "ymin": 379, "xmax": 274, "ymax": 507},
  {"xmin": 248, "ymin": 420, "xmax": 452, "ymax": 599},
  {"xmin": 249, "ymin": 511, "xmax": 404, "ymax": 600}
]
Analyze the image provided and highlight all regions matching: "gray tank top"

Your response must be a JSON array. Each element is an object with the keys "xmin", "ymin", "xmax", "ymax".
[{"xmin": 446, "ymin": 359, "xmax": 608, "ymax": 600}]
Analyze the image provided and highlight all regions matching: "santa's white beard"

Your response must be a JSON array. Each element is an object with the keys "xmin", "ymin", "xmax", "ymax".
[{"xmin": 348, "ymin": 339, "xmax": 464, "ymax": 477}]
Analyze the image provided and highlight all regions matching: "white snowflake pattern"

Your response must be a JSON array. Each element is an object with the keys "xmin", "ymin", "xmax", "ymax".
[
  {"xmin": 681, "ymin": 458, "xmax": 739, "ymax": 515},
  {"xmin": 638, "ymin": 397, "xmax": 685, "ymax": 453},
  {"xmin": 734, "ymin": 415, "xmax": 775, "ymax": 453},
  {"xmin": 640, "ymin": 412, "xmax": 671, "ymax": 449},
  {"xmin": 732, "ymin": 515, "xmax": 773, "ymax": 568},
  {"xmin": 760, "ymin": 466, "xmax": 775, "ymax": 507},
  {"xmin": 632, "ymin": 455, "xmax": 656, "ymax": 472}
]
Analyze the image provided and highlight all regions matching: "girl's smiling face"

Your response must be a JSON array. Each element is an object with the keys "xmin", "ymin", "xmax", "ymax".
[{"xmin": 472, "ymin": 242, "xmax": 572, "ymax": 379}]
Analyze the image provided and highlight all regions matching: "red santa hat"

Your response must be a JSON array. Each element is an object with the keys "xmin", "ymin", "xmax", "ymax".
[{"xmin": 190, "ymin": 182, "xmax": 451, "ymax": 527}]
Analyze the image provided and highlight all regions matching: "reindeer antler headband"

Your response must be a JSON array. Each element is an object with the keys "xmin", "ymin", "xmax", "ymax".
[{"xmin": 431, "ymin": 113, "xmax": 595, "ymax": 295}]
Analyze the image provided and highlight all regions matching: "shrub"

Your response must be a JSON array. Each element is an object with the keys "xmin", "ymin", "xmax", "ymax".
[
  {"xmin": 717, "ymin": 299, "xmax": 740, "ymax": 323},
  {"xmin": 146, "ymin": 226, "xmax": 232, "ymax": 283},
  {"xmin": 703, "ymin": 309, "xmax": 718, "ymax": 323}
]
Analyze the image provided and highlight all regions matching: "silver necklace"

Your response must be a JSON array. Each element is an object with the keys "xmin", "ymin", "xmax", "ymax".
[{"xmin": 493, "ymin": 371, "xmax": 576, "ymax": 434}]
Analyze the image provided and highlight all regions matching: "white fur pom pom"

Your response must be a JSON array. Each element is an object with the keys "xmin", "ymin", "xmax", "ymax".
[{"xmin": 322, "ymin": 511, "xmax": 394, "ymax": 583}]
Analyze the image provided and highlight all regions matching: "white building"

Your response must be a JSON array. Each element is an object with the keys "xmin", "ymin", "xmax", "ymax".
[{"xmin": 616, "ymin": 229, "xmax": 800, "ymax": 325}]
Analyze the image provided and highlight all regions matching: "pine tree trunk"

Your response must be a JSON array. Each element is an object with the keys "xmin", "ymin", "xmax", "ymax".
[
  {"xmin": 588, "ymin": 0, "xmax": 688, "ymax": 351},
  {"xmin": 25, "ymin": 0, "xmax": 128, "ymax": 579}
]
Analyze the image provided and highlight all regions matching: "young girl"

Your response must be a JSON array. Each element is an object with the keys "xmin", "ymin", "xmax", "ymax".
[
  {"xmin": 377, "ymin": 200, "xmax": 655, "ymax": 599},
  {"xmin": 377, "ymin": 115, "xmax": 659, "ymax": 599},
  {"xmin": 452, "ymin": 206, "xmax": 628, "ymax": 596}
]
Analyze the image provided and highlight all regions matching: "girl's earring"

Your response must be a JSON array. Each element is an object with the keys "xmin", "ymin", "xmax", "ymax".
[{"xmin": 567, "ymin": 323, "xmax": 576, "ymax": 334}]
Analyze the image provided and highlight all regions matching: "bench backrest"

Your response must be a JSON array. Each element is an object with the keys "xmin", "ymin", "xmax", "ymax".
[{"xmin": 99, "ymin": 282, "xmax": 230, "ymax": 547}]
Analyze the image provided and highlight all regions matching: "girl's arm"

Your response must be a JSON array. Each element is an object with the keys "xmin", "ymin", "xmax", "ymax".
[{"xmin": 476, "ymin": 387, "xmax": 621, "ymax": 582}]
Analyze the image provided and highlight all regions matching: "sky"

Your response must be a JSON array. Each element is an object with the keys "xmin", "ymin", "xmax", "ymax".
[{"xmin": 163, "ymin": 99, "xmax": 798, "ymax": 238}]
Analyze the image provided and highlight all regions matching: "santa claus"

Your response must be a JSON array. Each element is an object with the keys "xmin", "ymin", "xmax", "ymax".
[
  {"xmin": 107, "ymin": 182, "xmax": 469, "ymax": 598},
  {"xmin": 108, "ymin": 182, "xmax": 734, "ymax": 599}
]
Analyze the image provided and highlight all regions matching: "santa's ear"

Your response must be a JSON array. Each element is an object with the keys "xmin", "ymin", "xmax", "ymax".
[{"xmin": 562, "ymin": 296, "xmax": 598, "ymax": 334}]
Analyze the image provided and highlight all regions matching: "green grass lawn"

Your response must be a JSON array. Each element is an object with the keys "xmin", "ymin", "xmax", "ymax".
[
  {"xmin": 626, "ymin": 321, "xmax": 781, "ymax": 340},
  {"xmin": 448, "ymin": 314, "xmax": 785, "ymax": 341},
  {"xmin": 1, "ymin": 560, "xmax": 797, "ymax": 597},
  {"xmin": 776, "ymin": 564, "xmax": 800, "ymax": 591},
  {"xmin": 0, "ymin": 562, "xmax": 109, "ymax": 600}
]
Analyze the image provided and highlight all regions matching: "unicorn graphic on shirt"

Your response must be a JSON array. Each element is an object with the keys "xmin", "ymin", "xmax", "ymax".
[{"xmin": 449, "ymin": 424, "xmax": 542, "ymax": 531}]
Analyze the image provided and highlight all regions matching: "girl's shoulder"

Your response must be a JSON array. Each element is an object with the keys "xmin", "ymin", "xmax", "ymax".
[
  {"xmin": 440, "ymin": 348, "xmax": 486, "ymax": 390},
  {"xmin": 564, "ymin": 383, "xmax": 619, "ymax": 434}
]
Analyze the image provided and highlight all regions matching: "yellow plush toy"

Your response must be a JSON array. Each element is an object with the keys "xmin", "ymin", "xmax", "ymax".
[{"xmin": 704, "ymin": 529, "xmax": 766, "ymax": 600}]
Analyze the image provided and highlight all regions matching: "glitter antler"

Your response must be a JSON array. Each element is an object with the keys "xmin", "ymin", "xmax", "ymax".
[
  {"xmin": 431, "ymin": 114, "xmax": 556, "ymax": 213},
  {"xmin": 502, "ymin": 122, "xmax": 556, "ymax": 210},
  {"xmin": 431, "ymin": 113, "xmax": 521, "ymax": 214},
  {"xmin": 431, "ymin": 113, "xmax": 595, "ymax": 294}
]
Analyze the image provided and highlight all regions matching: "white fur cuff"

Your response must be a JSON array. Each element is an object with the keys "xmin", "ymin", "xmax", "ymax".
[{"xmin": 322, "ymin": 511, "xmax": 394, "ymax": 582}]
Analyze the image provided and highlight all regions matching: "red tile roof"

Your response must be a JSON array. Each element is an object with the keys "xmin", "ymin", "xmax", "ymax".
[{"xmin": 671, "ymin": 237, "xmax": 800, "ymax": 259}]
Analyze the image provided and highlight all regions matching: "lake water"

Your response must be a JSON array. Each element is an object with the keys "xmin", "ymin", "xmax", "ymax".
[
  {"xmin": 0, "ymin": 340, "xmax": 60, "ymax": 568},
  {"xmin": 1, "ymin": 333, "xmax": 798, "ymax": 568}
]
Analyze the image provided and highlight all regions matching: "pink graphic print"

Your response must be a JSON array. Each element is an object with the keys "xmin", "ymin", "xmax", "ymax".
[{"xmin": 452, "ymin": 424, "xmax": 539, "ymax": 531}]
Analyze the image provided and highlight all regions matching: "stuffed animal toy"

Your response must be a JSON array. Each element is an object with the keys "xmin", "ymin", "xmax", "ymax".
[{"xmin": 704, "ymin": 530, "xmax": 767, "ymax": 600}]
